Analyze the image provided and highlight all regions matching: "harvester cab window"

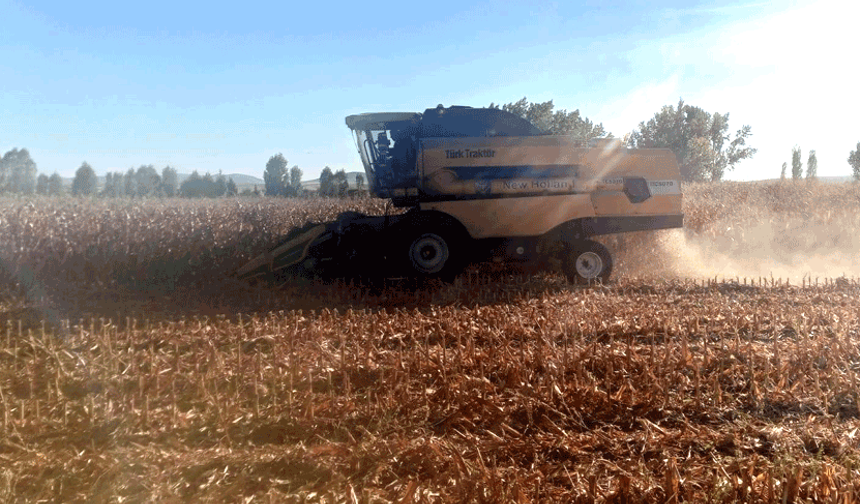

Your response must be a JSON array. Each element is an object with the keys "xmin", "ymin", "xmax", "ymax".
[
  {"xmin": 351, "ymin": 128, "xmax": 405, "ymax": 195},
  {"xmin": 389, "ymin": 127, "xmax": 417, "ymax": 179},
  {"xmin": 353, "ymin": 129, "xmax": 373, "ymax": 172},
  {"xmin": 376, "ymin": 131, "xmax": 391, "ymax": 157}
]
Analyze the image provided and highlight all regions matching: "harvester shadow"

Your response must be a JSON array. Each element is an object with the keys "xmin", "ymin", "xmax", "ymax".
[
  {"xmin": 2, "ymin": 247, "xmax": 605, "ymax": 331},
  {"xmin": 261, "ymin": 266, "xmax": 592, "ymax": 313},
  {"xmin": 1, "ymin": 232, "xmax": 610, "ymax": 329},
  {"xmin": 1, "ymin": 272, "xmax": 585, "ymax": 333}
]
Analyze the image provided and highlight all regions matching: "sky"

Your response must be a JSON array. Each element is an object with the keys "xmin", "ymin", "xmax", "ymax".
[{"xmin": 1, "ymin": 0, "xmax": 857, "ymax": 182}]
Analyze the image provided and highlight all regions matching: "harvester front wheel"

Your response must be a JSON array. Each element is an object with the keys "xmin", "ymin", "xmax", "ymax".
[
  {"xmin": 403, "ymin": 226, "xmax": 470, "ymax": 282},
  {"xmin": 563, "ymin": 240, "xmax": 613, "ymax": 284},
  {"xmin": 400, "ymin": 211, "xmax": 472, "ymax": 281},
  {"xmin": 409, "ymin": 233, "xmax": 449, "ymax": 273}
]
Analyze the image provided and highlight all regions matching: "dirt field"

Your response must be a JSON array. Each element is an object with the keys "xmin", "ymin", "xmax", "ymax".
[{"xmin": 1, "ymin": 182, "xmax": 859, "ymax": 503}]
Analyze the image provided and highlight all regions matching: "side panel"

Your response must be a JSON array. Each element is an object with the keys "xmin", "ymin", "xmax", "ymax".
[
  {"xmin": 420, "ymin": 136, "xmax": 587, "ymax": 198},
  {"xmin": 588, "ymin": 150, "xmax": 683, "ymax": 216},
  {"xmin": 417, "ymin": 136, "xmax": 682, "ymax": 199},
  {"xmin": 420, "ymin": 194, "xmax": 595, "ymax": 239},
  {"xmin": 416, "ymin": 136, "xmax": 684, "ymax": 239}
]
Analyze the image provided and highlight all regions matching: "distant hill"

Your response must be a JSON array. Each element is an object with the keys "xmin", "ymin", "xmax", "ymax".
[
  {"xmin": 171, "ymin": 173, "xmax": 264, "ymax": 186},
  {"xmin": 201, "ymin": 173, "xmax": 264, "ymax": 185},
  {"xmin": 818, "ymin": 176, "xmax": 853, "ymax": 184},
  {"xmin": 754, "ymin": 175, "xmax": 853, "ymax": 184},
  {"xmin": 300, "ymin": 171, "xmax": 366, "ymax": 191}
]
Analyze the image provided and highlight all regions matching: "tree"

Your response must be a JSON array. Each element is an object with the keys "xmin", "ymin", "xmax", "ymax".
[
  {"xmin": 289, "ymin": 166, "xmax": 303, "ymax": 196},
  {"xmin": 180, "ymin": 171, "xmax": 204, "ymax": 198},
  {"xmin": 214, "ymin": 171, "xmax": 228, "ymax": 197},
  {"xmin": 629, "ymin": 99, "xmax": 757, "ymax": 182},
  {"xmin": 71, "ymin": 162, "xmax": 98, "ymax": 196},
  {"xmin": 36, "ymin": 174, "xmax": 49, "ymax": 195},
  {"xmin": 201, "ymin": 172, "xmax": 216, "ymax": 198},
  {"xmin": 102, "ymin": 173, "xmax": 114, "ymax": 197},
  {"xmin": 319, "ymin": 166, "xmax": 335, "ymax": 197},
  {"xmin": 791, "ymin": 146, "xmax": 803, "ymax": 180},
  {"xmin": 102, "ymin": 171, "xmax": 125, "ymax": 197},
  {"xmin": 226, "ymin": 178, "xmax": 238, "ymax": 196},
  {"xmin": 781, "ymin": 162, "xmax": 787, "ymax": 180},
  {"xmin": 0, "ymin": 151, "xmax": 7, "ymax": 191},
  {"xmin": 264, "ymin": 153, "xmax": 288, "ymax": 197},
  {"xmin": 806, "ymin": 150, "xmax": 817, "ymax": 179},
  {"xmin": 849, "ymin": 142, "xmax": 860, "ymax": 182},
  {"xmin": 161, "ymin": 166, "xmax": 178, "ymax": 197},
  {"xmin": 48, "ymin": 173, "xmax": 64, "ymax": 196},
  {"xmin": 178, "ymin": 171, "xmax": 230, "ymax": 198},
  {"xmin": 102, "ymin": 172, "xmax": 115, "ymax": 197},
  {"xmin": 489, "ymin": 97, "xmax": 607, "ymax": 142},
  {"xmin": 355, "ymin": 173, "xmax": 365, "ymax": 193},
  {"xmin": 334, "ymin": 169, "xmax": 349, "ymax": 198},
  {"xmin": 684, "ymin": 137, "xmax": 716, "ymax": 182},
  {"xmin": 124, "ymin": 168, "xmax": 136, "ymax": 197},
  {"xmin": 135, "ymin": 165, "xmax": 161, "ymax": 197},
  {"xmin": 1, "ymin": 148, "xmax": 38, "ymax": 194}
]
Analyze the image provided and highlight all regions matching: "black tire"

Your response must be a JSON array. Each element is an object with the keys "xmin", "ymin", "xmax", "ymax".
[
  {"xmin": 562, "ymin": 240, "xmax": 613, "ymax": 284},
  {"xmin": 401, "ymin": 218, "xmax": 470, "ymax": 281}
]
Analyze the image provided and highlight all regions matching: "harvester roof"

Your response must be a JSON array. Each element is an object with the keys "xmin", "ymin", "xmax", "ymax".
[
  {"xmin": 345, "ymin": 112, "xmax": 421, "ymax": 131},
  {"xmin": 345, "ymin": 105, "xmax": 545, "ymax": 138}
]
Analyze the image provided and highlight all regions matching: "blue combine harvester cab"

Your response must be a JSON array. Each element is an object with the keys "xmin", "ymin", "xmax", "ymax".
[{"xmin": 345, "ymin": 105, "xmax": 543, "ymax": 205}]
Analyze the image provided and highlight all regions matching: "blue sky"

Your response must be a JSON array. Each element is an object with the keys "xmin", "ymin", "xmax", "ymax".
[{"xmin": 1, "ymin": 0, "xmax": 857, "ymax": 181}]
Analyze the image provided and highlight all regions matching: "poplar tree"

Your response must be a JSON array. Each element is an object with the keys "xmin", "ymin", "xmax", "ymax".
[
  {"xmin": 806, "ymin": 150, "xmax": 817, "ymax": 179},
  {"xmin": 848, "ymin": 142, "xmax": 860, "ymax": 182},
  {"xmin": 791, "ymin": 147, "xmax": 803, "ymax": 180}
]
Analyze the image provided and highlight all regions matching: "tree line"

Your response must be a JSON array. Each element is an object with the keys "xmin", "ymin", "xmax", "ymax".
[
  {"xmin": 262, "ymin": 154, "xmax": 366, "ymax": 198},
  {"xmin": 0, "ymin": 151, "xmax": 245, "ymax": 198},
  {"xmin": 495, "ymin": 97, "xmax": 758, "ymax": 182},
  {"xmin": 776, "ymin": 144, "xmax": 860, "ymax": 182},
  {"xmin": 7, "ymin": 97, "xmax": 860, "ymax": 200},
  {"xmin": 779, "ymin": 147, "xmax": 819, "ymax": 180},
  {"xmin": 84, "ymin": 164, "xmax": 241, "ymax": 198},
  {"xmin": 74, "ymin": 162, "xmax": 243, "ymax": 198}
]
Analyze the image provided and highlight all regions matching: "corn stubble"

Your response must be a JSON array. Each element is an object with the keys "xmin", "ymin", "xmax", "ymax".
[{"xmin": 1, "ymin": 182, "xmax": 860, "ymax": 503}]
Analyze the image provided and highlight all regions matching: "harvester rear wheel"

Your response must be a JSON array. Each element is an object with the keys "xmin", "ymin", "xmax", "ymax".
[{"xmin": 563, "ymin": 240, "xmax": 613, "ymax": 284}]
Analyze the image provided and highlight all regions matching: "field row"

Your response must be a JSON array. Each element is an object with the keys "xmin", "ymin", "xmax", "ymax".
[
  {"xmin": 2, "ymin": 182, "xmax": 860, "ymax": 296},
  {"xmin": 2, "ymin": 279, "xmax": 859, "ymax": 502}
]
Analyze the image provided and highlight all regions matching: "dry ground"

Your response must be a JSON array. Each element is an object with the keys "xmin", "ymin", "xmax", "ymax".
[{"xmin": 1, "ymin": 182, "xmax": 860, "ymax": 503}]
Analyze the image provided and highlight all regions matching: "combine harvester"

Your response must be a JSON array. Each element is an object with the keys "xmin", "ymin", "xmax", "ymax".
[{"xmin": 238, "ymin": 105, "xmax": 683, "ymax": 283}]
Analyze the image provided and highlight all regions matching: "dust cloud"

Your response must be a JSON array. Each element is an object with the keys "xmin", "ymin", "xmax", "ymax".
[
  {"xmin": 648, "ymin": 226, "xmax": 858, "ymax": 280},
  {"xmin": 610, "ymin": 183, "xmax": 860, "ymax": 281}
]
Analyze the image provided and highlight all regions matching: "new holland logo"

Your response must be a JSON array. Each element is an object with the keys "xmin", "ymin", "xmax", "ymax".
[{"xmin": 474, "ymin": 180, "xmax": 492, "ymax": 195}]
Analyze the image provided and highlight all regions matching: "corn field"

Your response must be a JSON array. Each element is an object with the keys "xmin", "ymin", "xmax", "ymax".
[{"xmin": 1, "ymin": 182, "xmax": 860, "ymax": 503}]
